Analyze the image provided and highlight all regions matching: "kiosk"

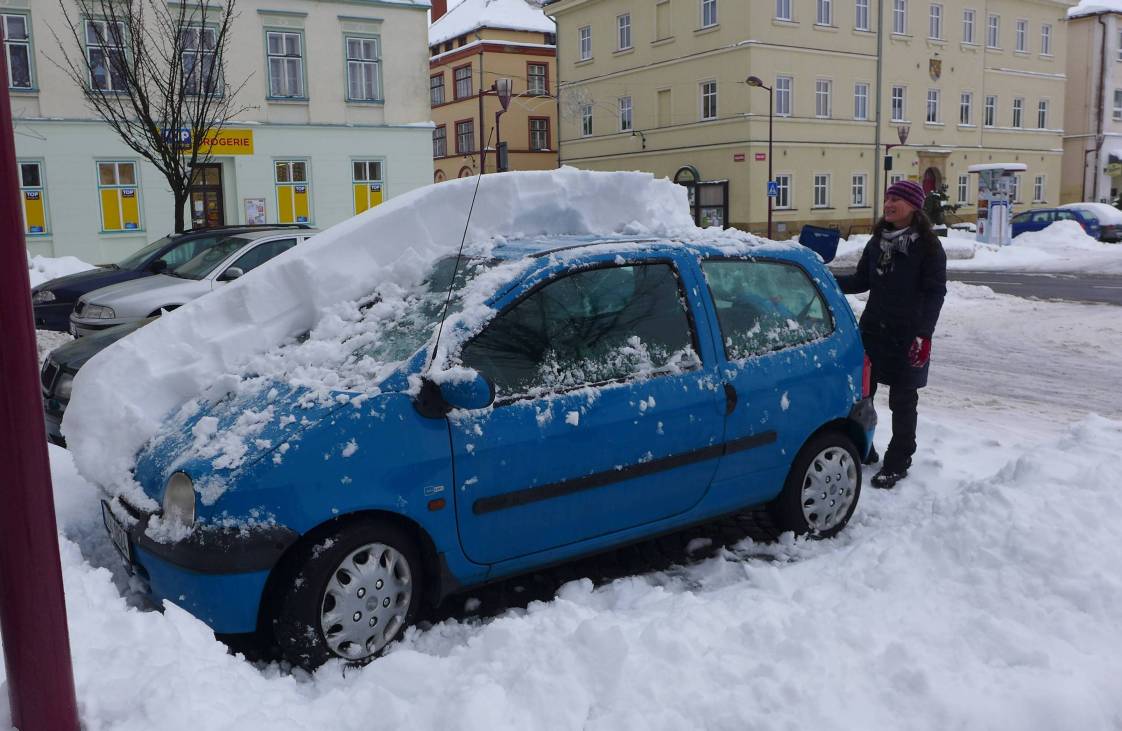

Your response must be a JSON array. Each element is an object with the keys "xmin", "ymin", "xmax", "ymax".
[{"xmin": 967, "ymin": 163, "xmax": 1026, "ymax": 246}]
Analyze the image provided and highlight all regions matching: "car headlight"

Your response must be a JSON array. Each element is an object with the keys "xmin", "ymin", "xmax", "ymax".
[
  {"xmin": 162, "ymin": 472, "xmax": 196, "ymax": 527},
  {"xmin": 32, "ymin": 290, "xmax": 56, "ymax": 305},
  {"xmin": 54, "ymin": 373, "xmax": 74, "ymax": 401},
  {"xmin": 82, "ymin": 304, "xmax": 116, "ymax": 319}
]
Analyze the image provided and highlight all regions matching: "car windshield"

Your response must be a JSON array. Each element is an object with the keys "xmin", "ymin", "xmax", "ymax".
[
  {"xmin": 170, "ymin": 237, "xmax": 251, "ymax": 280},
  {"xmin": 116, "ymin": 236, "xmax": 175, "ymax": 270}
]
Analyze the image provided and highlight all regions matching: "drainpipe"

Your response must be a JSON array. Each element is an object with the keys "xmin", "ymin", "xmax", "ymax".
[
  {"xmin": 1094, "ymin": 14, "xmax": 1108, "ymax": 201},
  {"xmin": 872, "ymin": 0, "xmax": 884, "ymax": 225}
]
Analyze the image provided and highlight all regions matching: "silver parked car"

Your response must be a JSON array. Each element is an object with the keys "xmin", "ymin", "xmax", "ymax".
[{"xmin": 70, "ymin": 228, "xmax": 316, "ymax": 336}]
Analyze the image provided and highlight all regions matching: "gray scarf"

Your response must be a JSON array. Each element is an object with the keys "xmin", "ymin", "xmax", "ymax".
[{"xmin": 876, "ymin": 225, "xmax": 918, "ymax": 275}]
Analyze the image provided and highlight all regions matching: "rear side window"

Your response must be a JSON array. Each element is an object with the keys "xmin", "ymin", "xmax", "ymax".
[
  {"xmin": 1030, "ymin": 211, "xmax": 1053, "ymax": 223},
  {"xmin": 230, "ymin": 238, "xmax": 298, "ymax": 274},
  {"xmin": 160, "ymin": 235, "xmax": 222, "ymax": 268},
  {"xmin": 702, "ymin": 259, "xmax": 833, "ymax": 360},
  {"xmin": 461, "ymin": 263, "xmax": 697, "ymax": 398}
]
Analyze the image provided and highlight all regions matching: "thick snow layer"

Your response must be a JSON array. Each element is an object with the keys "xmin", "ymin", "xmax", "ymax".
[
  {"xmin": 430, "ymin": 0, "xmax": 553, "ymax": 46},
  {"xmin": 4, "ymin": 286, "xmax": 1122, "ymax": 731},
  {"xmin": 28, "ymin": 252, "xmax": 97, "ymax": 288},
  {"xmin": 1060, "ymin": 201, "xmax": 1122, "ymax": 226},
  {"xmin": 1069, "ymin": 0, "xmax": 1122, "ymax": 17},
  {"xmin": 63, "ymin": 169, "xmax": 697, "ymax": 502}
]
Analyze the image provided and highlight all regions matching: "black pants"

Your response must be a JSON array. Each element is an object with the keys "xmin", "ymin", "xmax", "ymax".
[{"xmin": 869, "ymin": 380, "xmax": 918, "ymax": 472}]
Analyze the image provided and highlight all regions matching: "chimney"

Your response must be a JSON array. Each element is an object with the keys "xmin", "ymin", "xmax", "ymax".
[{"xmin": 432, "ymin": 0, "xmax": 448, "ymax": 22}]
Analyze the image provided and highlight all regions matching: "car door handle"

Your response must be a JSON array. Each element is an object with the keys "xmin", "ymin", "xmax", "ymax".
[{"xmin": 723, "ymin": 383, "xmax": 737, "ymax": 416}]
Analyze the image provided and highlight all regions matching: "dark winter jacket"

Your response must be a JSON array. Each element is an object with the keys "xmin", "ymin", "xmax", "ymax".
[{"xmin": 836, "ymin": 225, "xmax": 947, "ymax": 389}]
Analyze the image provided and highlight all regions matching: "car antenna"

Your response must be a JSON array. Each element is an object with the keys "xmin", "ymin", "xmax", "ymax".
[{"xmin": 427, "ymin": 127, "xmax": 495, "ymax": 370}]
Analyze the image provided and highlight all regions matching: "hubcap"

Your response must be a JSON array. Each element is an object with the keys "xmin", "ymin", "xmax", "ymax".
[
  {"xmin": 800, "ymin": 446, "xmax": 857, "ymax": 534},
  {"xmin": 319, "ymin": 542, "xmax": 412, "ymax": 661}
]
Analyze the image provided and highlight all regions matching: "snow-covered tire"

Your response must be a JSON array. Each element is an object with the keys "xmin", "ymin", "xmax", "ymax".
[
  {"xmin": 272, "ymin": 518, "xmax": 423, "ymax": 669},
  {"xmin": 768, "ymin": 431, "xmax": 861, "ymax": 539}
]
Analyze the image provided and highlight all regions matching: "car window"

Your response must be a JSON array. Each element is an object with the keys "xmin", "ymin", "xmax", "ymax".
[
  {"xmin": 170, "ymin": 237, "xmax": 251, "ymax": 280},
  {"xmin": 702, "ymin": 259, "xmax": 833, "ymax": 360},
  {"xmin": 158, "ymin": 235, "xmax": 225, "ymax": 269},
  {"xmin": 1055, "ymin": 211, "xmax": 1075, "ymax": 221},
  {"xmin": 228, "ymin": 238, "xmax": 298, "ymax": 275},
  {"xmin": 1030, "ymin": 211, "xmax": 1053, "ymax": 223},
  {"xmin": 461, "ymin": 263, "xmax": 696, "ymax": 399},
  {"xmin": 116, "ymin": 236, "xmax": 174, "ymax": 270}
]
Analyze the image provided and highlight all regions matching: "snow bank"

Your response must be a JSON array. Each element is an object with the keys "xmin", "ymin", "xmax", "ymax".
[
  {"xmin": 63, "ymin": 168, "xmax": 696, "ymax": 498},
  {"xmin": 28, "ymin": 252, "xmax": 97, "ymax": 288},
  {"xmin": 832, "ymin": 229, "xmax": 977, "ymax": 268}
]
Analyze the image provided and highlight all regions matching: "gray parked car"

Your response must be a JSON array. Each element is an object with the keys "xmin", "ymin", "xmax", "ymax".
[{"xmin": 69, "ymin": 228, "xmax": 315, "ymax": 336}]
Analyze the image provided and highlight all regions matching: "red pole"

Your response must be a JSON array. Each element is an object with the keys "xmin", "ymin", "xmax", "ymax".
[{"xmin": 0, "ymin": 28, "xmax": 81, "ymax": 731}]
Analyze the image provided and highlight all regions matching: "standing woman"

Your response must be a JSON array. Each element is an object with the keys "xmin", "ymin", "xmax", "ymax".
[{"xmin": 836, "ymin": 180, "xmax": 947, "ymax": 488}]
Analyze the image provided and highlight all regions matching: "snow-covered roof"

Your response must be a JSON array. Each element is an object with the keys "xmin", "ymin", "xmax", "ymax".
[
  {"xmin": 1068, "ymin": 0, "xmax": 1122, "ymax": 18},
  {"xmin": 430, "ymin": 0, "xmax": 554, "ymax": 47}
]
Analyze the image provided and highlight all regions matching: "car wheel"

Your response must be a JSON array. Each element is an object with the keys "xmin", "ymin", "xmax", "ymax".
[
  {"xmin": 272, "ymin": 519, "xmax": 423, "ymax": 669},
  {"xmin": 768, "ymin": 431, "xmax": 861, "ymax": 539}
]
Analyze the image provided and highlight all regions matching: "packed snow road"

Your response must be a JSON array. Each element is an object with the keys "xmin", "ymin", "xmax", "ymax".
[{"xmin": 4, "ymin": 283, "xmax": 1122, "ymax": 731}]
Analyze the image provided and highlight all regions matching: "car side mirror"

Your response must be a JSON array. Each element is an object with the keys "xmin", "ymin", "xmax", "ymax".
[
  {"xmin": 149, "ymin": 259, "xmax": 168, "ymax": 274},
  {"xmin": 217, "ymin": 266, "xmax": 244, "ymax": 282},
  {"xmin": 414, "ymin": 370, "xmax": 495, "ymax": 418}
]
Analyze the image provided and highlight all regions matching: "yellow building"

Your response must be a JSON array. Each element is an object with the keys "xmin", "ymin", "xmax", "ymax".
[
  {"xmin": 546, "ymin": 0, "xmax": 1074, "ymax": 236},
  {"xmin": 430, "ymin": 0, "xmax": 560, "ymax": 180}
]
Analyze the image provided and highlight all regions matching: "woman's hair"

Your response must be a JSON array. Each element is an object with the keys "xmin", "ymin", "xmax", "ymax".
[{"xmin": 874, "ymin": 207, "xmax": 937, "ymax": 247}]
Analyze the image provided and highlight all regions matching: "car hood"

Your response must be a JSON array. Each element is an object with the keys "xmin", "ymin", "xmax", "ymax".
[
  {"xmin": 80, "ymin": 274, "xmax": 210, "ymax": 317},
  {"xmin": 48, "ymin": 319, "xmax": 152, "ymax": 371},
  {"xmin": 34, "ymin": 267, "xmax": 145, "ymax": 301}
]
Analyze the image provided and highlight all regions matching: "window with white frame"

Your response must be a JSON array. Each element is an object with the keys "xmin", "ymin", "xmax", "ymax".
[
  {"xmin": 893, "ymin": 0, "xmax": 907, "ymax": 34},
  {"xmin": 1041, "ymin": 24, "xmax": 1052, "ymax": 55},
  {"xmin": 774, "ymin": 174, "xmax": 792, "ymax": 208},
  {"xmin": 455, "ymin": 119, "xmax": 474, "ymax": 154},
  {"xmin": 181, "ymin": 25, "xmax": 218, "ymax": 96},
  {"xmin": 891, "ymin": 85, "xmax": 906, "ymax": 122},
  {"xmin": 816, "ymin": 0, "xmax": 832, "ymax": 25},
  {"xmin": 266, "ymin": 31, "xmax": 303, "ymax": 98},
  {"xmin": 957, "ymin": 174, "xmax": 969, "ymax": 204},
  {"xmin": 854, "ymin": 82, "xmax": 869, "ymax": 120},
  {"xmin": 701, "ymin": 0, "xmax": 718, "ymax": 28},
  {"xmin": 96, "ymin": 160, "xmax": 141, "ymax": 231},
  {"xmin": 776, "ymin": 76, "xmax": 792, "ymax": 116},
  {"xmin": 430, "ymin": 74, "xmax": 444, "ymax": 105},
  {"xmin": 960, "ymin": 91, "xmax": 972, "ymax": 125},
  {"xmin": 700, "ymin": 80, "xmax": 717, "ymax": 120},
  {"xmin": 856, "ymin": 0, "xmax": 869, "ymax": 30},
  {"xmin": 815, "ymin": 79, "xmax": 832, "ymax": 117},
  {"xmin": 963, "ymin": 8, "xmax": 975, "ymax": 43},
  {"xmin": 432, "ymin": 125, "xmax": 446, "ymax": 158},
  {"xmin": 929, "ymin": 4, "xmax": 943, "ymax": 39},
  {"xmin": 18, "ymin": 161, "xmax": 46, "ymax": 235},
  {"xmin": 1012, "ymin": 97, "xmax": 1023, "ymax": 128},
  {"xmin": 528, "ymin": 63, "xmax": 547, "ymax": 95},
  {"xmin": 3, "ymin": 14, "xmax": 32, "ymax": 89},
  {"xmin": 580, "ymin": 103, "xmax": 593, "ymax": 136},
  {"xmin": 578, "ymin": 26, "xmax": 592, "ymax": 60},
  {"xmin": 619, "ymin": 96, "xmax": 632, "ymax": 131},
  {"xmin": 926, "ymin": 88, "xmax": 940, "ymax": 123},
  {"xmin": 889, "ymin": 173, "xmax": 905, "ymax": 185},
  {"xmin": 454, "ymin": 64, "xmax": 472, "ymax": 99},
  {"xmin": 617, "ymin": 14, "xmax": 631, "ymax": 50},
  {"xmin": 1012, "ymin": 174, "xmax": 1021, "ymax": 202},
  {"xmin": 1015, "ymin": 19, "xmax": 1027, "ymax": 52},
  {"xmin": 813, "ymin": 173, "xmax": 830, "ymax": 207},
  {"xmin": 345, "ymin": 36, "xmax": 381, "ymax": 101},
  {"xmin": 984, "ymin": 94, "xmax": 996, "ymax": 126},
  {"xmin": 1113, "ymin": 90, "xmax": 1122, "ymax": 121},
  {"xmin": 851, "ymin": 173, "xmax": 867, "ymax": 207},
  {"xmin": 1037, "ymin": 99, "xmax": 1048, "ymax": 128},
  {"xmin": 529, "ymin": 118, "xmax": 550, "ymax": 151},
  {"xmin": 1033, "ymin": 175, "xmax": 1045, "ymax": 202},
  {"xmin": 986, "ymin": 14, "xmax": 999, "ymax": 48},
  {"xmin": 776, "ymin": 0, "xmax": 792, "ymax": 21},
  {"xmin": 85, "ymin": 19, "xmax": 127, "ymax": 92}
]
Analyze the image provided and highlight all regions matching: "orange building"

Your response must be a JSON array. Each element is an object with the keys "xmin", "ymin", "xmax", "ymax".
[{"xmin": 429, "ymin": 0, "xmax": 559, "ymax": 181}]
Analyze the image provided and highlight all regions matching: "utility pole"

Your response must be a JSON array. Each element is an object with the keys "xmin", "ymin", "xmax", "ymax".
[{"xmin": 872, "ymin": 0, "xmax": 885, "ymax": 224}]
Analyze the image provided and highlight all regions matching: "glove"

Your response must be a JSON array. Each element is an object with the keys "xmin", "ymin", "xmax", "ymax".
[{"xmin": 908, "ymin": 336, "xmax": 932, "ymax": 368}]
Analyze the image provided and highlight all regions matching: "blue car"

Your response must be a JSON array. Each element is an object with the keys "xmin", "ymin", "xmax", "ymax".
[
  {"xmin": 31, "ymin": 225, "xmax": 310, "ymax": 331},
  {"xmin": 101, "ymin": 236, "xmax": 875, "ymax": 668},
  {"xmin": 1010, "ymin": 208, "xmax": 1101, "ymax": 239}
]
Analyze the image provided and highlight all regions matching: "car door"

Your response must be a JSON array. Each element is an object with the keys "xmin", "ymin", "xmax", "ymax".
[{"xmin": 448, "ymin": 254, "xmax": 725, "ymax": 565}]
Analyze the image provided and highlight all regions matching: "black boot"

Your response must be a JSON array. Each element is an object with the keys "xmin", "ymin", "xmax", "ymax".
[
  {"xmin": 863, "ymin": 446, "xmax": 880, "ymax": 466},
  {"xmin": 871, "ymin": 457, "xmax": 912, "ymax": 489}
]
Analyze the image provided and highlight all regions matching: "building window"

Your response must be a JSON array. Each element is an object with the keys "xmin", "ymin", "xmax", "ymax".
[
  {"xmin": 1118, "ymin": 31, "xmax": 1122, "ymax": 61},
  {"xmin": 1041, "ymin": 24, "xmax": 1052, "ymax": 55},
  {"xmin": 529, "ymin": 117, "xmax": 550, "ymax": 150},
  {"xmin": 960, "ymin": 91, "xmax": 972, "ymax": 125},
  {"xmin": 1012, "ymin": 174, "xmax": 1021, "ymax": 202},
  {"xmin": 617, "ymin": 14, "xmax": 631, "ymax": 50},
  {"xmin": 430, "ymin": 73, "xmax": 445, "ymax": 105},
  {"xmin": 580, "ymin": 104, "xmax": 593, "ymax": 136},
  {"xmin": 813, "ymin": 173, "xmax": 830, "ymax": 208},
  {"xmin": 816, "ymin": 0, "xmax": 832, "ymax": 26},
  {"xmin": 1012, "ymin": 97, "xmax": 1023, "ymax": 128},
  {"xmin": 656, "ymin": 1, "xmax": 671, "ymax": 38},
  {"xmin": 957, "ymin": 174, "xmax": 969, "ymax": 204},
  {"xmin": 1014, "ymin": 19, "xmax": 1027, "ymax": 52},
  {"xmin": 455, "ymin": 119, "xmax": 475, "ymax": 153},
  {"xmin": 986, "ymin": 14, "xmax": 999, "ymax": 48},
  {"xmin": 181, "ymin": 26, "xmax": 218, "ymax": 96},
  {"xmin": 96, "ymin": 161, "xmax": 141, "ymax": 231},
  {"xmin": 618, "ymin": 96, "xmax": 633, "ymax": 131},
  {"xmin": 453, "ymin": 64, "xmax": 473, "ymax": 99},
  {"xmin": 3, "ymin": 14, "xmax": 32, "ymax": 89},
  {"xmin": 266, "ymin": 31, "xmax": 304, "ymax": 98},
  {"xmin": 856, "ymin": 0, "xmax": 869, "ymax": 31},
  {"xmin": 854, "ymin": 82, "xmax": 869, "ymax": 120},
  {"xmin": 963, "ymin": 9, "xmax": 975, "ymax": 43},
  {"xmin": 352, "ymin": 160, "xmax": 384, "ymax": 215},
  {"xmin": 815, "ymin": 79, "xmax": 832, "ymax": 117},
  {"xmin": 774, "ymin": 174, "xmax": 791, "ymax": 209},
  {"xmin": 891, "ymin": 85, "xmax": 906, "ymax": 122},
  {"xmin": 700, "ymin": 80, "xmax": 717, "ymax": 120},
  {"xmin": 432, "ymin": 125, "xmax": 447, "ymax": 158},
  {"xmin": 889, "ymin": 173, "xmax": 905, "ymax": 185},
  {"xmin": 929, "ymin": 4, "xmax": 942, "ymax": 39},
  {"xmin": 86, "ymin": 20, "xmax": 127, "ymax": 92},
  {"xmin": 1033, "ymin": 175, "xmax": 1045, "ymax": 202},
  {"xmin": 776, "ymin": 76, "xmax": 792, "ymax": 116},
  {"xmin": 926, "ymin": 88, "xmax": 940, "ymax": 123},
  {"xmin": 701, "ymin": 0, "xmax": 718, "ymax": 28},
  {"xmin": 1114, "ymin": 89, "xmax": 1122, "ymax": 121},
  {"xmin": 346, "ymin": 36, "xmax": 381, "ymax": 101},
  {"xmin": 776, "ymin": 0, "xmax": 792, "ymax": 21},
  {"xmin": 1037, "ymin": 99, "xmax": 1048, "ymax": 128},
  {"xmin": 527, "ymin": 62, "xmax": 548, "ymax": 95},
  {"xmin": 892, "ymin": 0, "xmax": 907, "ymax": 35},
  {"xmin": 274, "ymin": 160, "xmax": 310, "ymax": 224},
  {"xmin": 984, "ymin": 94, "xmax": 996, "ymax": 126},
  {"xmin": 851, "ymin": 173, "xmax": 867, "ymax": 207},
  {"xmin": 18, "ymin": 161, "xmax": 46, "ymax": 235},
  {"xmin": 578, "ymin": 25, "xmax": 592, "ymax": 60}
]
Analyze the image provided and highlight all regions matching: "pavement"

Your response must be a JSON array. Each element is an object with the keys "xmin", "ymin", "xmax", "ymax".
[{"xmin": 831, "ymin": 268, "xmax": 1122, "ymax": 306}]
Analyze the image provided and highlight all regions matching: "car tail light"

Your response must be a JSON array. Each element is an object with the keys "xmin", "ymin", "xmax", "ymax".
[{"xmin": 862, "ymin": 354, "xmax": 872, "ymax": 399}]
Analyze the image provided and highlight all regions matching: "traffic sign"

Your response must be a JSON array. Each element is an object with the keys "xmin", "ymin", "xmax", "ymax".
[{"xmin": 767, "ymin": 180, "xmax": 779, "ymax": 198}]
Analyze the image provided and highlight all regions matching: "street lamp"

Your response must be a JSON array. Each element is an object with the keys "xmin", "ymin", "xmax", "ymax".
[
  {"xmin": 492, "ymin": 78, "xmax": 513, "ymax": 172},
  {"xmin": 746, "ymin": 75, "xmax": 774, "ymax": 239}
]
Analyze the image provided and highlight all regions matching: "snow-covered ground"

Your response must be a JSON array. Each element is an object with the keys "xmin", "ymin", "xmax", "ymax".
[{"xmin": 28, "ymin": 251, "xmax": 96, "ymax": 288}]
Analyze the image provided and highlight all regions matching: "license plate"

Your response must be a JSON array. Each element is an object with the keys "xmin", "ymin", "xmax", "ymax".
[{"xmin": 102, "ymin": 501, "xmax": 132, "ymax": 563}]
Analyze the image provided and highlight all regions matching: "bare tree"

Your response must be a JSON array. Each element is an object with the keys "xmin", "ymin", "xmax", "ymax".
[{"xmin": 52, "ymin": 0, "xmax": 251, "ymax": 232}]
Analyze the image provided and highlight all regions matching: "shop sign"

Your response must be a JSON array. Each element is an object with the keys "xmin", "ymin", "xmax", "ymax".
[{"xmin": 197, "ymin": 128, "xmax": 254, "ymax": 156}]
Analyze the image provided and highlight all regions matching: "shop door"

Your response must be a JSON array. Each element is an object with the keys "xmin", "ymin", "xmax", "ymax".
[{"xmin": 189, "ymin": 164, "xmax": 225, "ymax": 229}]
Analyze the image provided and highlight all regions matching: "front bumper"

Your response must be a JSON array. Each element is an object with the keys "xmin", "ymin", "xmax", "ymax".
[
  {"xmin": 34, "ymin": 302, "xmax": 76, "ymax": 332},
  {"xmin": 69, "ymin": 315, "xmax": 135, "ymax": 338}
]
